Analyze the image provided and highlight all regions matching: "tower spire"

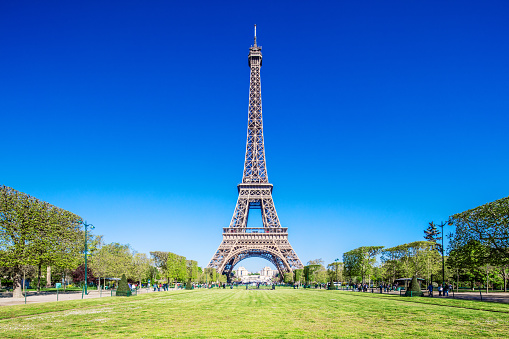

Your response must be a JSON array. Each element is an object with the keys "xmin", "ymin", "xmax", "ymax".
[{"xmin": 254, "ymin": 24, "xmax": 257, "ymax": 47}]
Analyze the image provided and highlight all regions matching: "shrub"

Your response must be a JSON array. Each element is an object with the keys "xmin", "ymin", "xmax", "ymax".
[
  {"xmin": 116, "ymin": 274, "xmax": 132, "ymax": 297},
  {"xmin": 405, "ymin": 276, "xmax": 423, "ymax": 297}
]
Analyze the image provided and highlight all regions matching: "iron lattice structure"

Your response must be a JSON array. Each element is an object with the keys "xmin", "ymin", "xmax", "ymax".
[{"xmin": 207, "ymin": 27, "xmax": 304, "ymax": 279}]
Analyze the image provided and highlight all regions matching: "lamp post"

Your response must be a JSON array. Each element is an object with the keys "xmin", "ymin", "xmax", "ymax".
[
  {"xmin": 438, "ymin": 221, "xmax": 452, "ymax": 285},
  {"xmin": 81, "ymin": 220, "xmax": 94, "ymax": 295},
  {"xmin": 334, "ymin": 258, "xmax": 340, "ymax": 287}
]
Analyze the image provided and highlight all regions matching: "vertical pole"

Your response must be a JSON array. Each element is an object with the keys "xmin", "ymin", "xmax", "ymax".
[
  {"xmin": 441, "ymin": 222, "xmax": 445, "ymax": 285},
  {"xmin": 84, "ymin": 222, "xmax": 88, "ymax": 295}
]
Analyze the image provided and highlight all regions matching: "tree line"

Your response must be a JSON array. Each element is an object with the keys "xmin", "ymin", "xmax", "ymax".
[
  {"xmin": 0, "ymin": 186, "xmax": 226, "ymax": 298},
  {"xmin": 0, "ymin": 185, "xmax": 83, "ymax": 297},
  {"xmin": 340, "ymin": 195, "xmax": 509, "ymax": 291}
]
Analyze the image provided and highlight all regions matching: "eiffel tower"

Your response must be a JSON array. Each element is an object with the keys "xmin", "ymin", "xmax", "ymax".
[{"xmin": 207, "ymin": 26, "xmax": 304, "ymax": 279}]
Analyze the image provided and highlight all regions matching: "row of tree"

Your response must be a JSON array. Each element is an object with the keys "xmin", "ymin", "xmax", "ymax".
[
  {"xmin": 1, "ymin": 186, "xmax": 225, "ymax": 298},
  {"xmin": 0, "ymin": 185, "xmax": 84, "ymax": 297},
  {"xmin": 340, "ymin": 196, "xmax": 509, "ymax": 291},
  {"xmin": 448, "ymin": 196, "xmax": 509, "ymax": 292}
]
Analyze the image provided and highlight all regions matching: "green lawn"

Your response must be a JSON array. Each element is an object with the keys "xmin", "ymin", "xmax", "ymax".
[{"xmin": 1, "ymin": 289, "xmax": 509, "ymax": 338}]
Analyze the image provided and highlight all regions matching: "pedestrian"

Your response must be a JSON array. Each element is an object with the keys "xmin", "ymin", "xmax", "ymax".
[
  {"xmin": 444, "ymin": 284, "xmax": 449, "ymax": 297},
  {"xmin": 438, "ymin": 284, "xmax": 443, "ymax": 296},
  {"xmin": 428, "ymin": 283, "xmax": 433, "ymax": 297}
]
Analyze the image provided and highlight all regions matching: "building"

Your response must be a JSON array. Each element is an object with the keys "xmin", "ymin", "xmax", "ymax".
[
  {"xmin": 236, "ymin": 266, "xmax": 249, "ymax": 278},
  {"xmin": 260, "ymin": 267, "xmax": 277, "ymax": 277}
]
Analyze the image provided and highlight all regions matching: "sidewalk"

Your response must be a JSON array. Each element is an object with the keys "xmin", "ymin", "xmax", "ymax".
[
  {"xmin": 343, "ymin": 288, "xmax": 509, "ymax": 304},
  {"xmin": 0, "ymin": 288, "xmax": 162, "ymax": 307}
]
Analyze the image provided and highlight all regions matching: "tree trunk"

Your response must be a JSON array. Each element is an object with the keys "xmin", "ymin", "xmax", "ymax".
[
  {"xmin": 12, "ymin": 268, "xmax": 23, "ymax": 298},
  {"xmin": 63, "ymin": 270, "xmax": 67, "ymax": 291},
  {"xmin": 98, "ymin": 276, "xmax": 101, "ymax": 291},
  {"xmin": 46, "ymin": 266, "xmax": 52, "ymax": 288},
  {"xmin": 504, "ymin": 268, "xmax": 507, "ymax": 292},
  {"xmin": 23, "ymin": 271, "xmax": 26, "ymax": 296},
  {"xmin": 456, "ymin": 269, "xmax": 459, "ymax": 292},
  {"xmin": 486, "ymin": 265, "xmax": 489, "ymax": 294},
  {"xmin": 37, "ymin": 262, "xmax": 42, "ymax": 293}
]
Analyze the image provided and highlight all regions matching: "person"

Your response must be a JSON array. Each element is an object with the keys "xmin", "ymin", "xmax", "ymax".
[
  {"xmin": 444, "ymin": 284, "xmax": 449, "ymax": 297},
  {"xmin": 438, "ymin": 284, "xmax": 443, "ymax": 296},
  {"xmin": 428, "ymin": 283, "xmax": 433, "ymax": 297}
]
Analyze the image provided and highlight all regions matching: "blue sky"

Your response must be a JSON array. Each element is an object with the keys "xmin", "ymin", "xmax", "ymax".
[{"xmin": 1, "ymin": 1, "xmax": 508, "ymax": 272}]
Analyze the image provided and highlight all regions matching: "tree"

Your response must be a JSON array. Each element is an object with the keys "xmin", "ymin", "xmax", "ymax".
[
  {"xmin": 303, "ymin": 265, "xmax": 322, "ymax": 284},
  {"xmin": 0, "ymin": 186, "xmax": 83, "ymax": 297},
  {"xmin": 449, "ymin": 196, "xmax": 509, "ymax": 291},
  {"xmin": 166, "ymin": 252, "xmax": 183, "ymax": 284},
  {"xmin": 449, "ymin": 196, "xmax": 509, "ymax": 260},
  {"xmin": 307, "ymin": 258, "xmax": 325, "ymax": 266},
  {"xmin": 405, "ymin": 276, "xmax": 423, "ymax": 297},
  {"xmin": 293, "ymin": 269, "xmax": 303, "ymax": 285},
  {"xmin": 132, "ymin": 253, "xmax": 151, "ymax": 287},
  {"xmin": 186, "ymin": 260, "xmax": 198, "ymax": 282},
  {"xmin": 284, "ymin": 272, "xmax": 293, "ymax": 284},
  {"xmin": 203, "ymin": 267, "xmax": 218, "ymax": 283},
  {"xmin": 343, "ymin": 246, "xmax": 383, "ymax": 284},
  {"xmin": 72, "ymin": 264, "xmax": 96, "ymax": 285},
  {"xmin": 177, "ymin": 256, "xmax": 188, "ymax": 283},
  {"xmin": 447, "ymin": 239, "xmax": 489, "ymax": 290},
  {"xmin": 382, "ymin": 241, "xmax": 437, "ymax": 283},
  {"xmin": 424, "ymin": 221, "xmax": 442, "ymax": 253},
  {"xmin": 327, "ymin": 261, "xmax": 343, "ymax": 283},
  {"xmin": 150, "ymin": 251, "xmax": 169, "ymax": 283},
  {"xmin": 90, "ymin": 243, "xmax": 132, "ymax": 283},
  {"xmin": 116, "ymin": 273, "xmax": 131, "ymax": 297}
]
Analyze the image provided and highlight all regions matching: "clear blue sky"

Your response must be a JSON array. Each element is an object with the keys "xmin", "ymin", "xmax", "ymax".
[{"xmin": 1, "ymin": 1, "xmax": 508, "ymax": 272}]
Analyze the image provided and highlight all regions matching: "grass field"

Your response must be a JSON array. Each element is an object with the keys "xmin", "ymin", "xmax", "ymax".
[{"xmin": 1, "ymin": 288, "xmax": 509, "ymax": 338}]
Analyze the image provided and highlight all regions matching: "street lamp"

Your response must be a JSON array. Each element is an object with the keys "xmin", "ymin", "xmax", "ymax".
[
  {"xmin": 334, "ymin": 258, "xmax": 340, "ymax": 287},
  {"xmin": 438, "ymin": 221, "xmax": 452, "ymax": 285},
  {"xmin": 81, "ymin": 220, "xmax": 94, "ymax": 295}
]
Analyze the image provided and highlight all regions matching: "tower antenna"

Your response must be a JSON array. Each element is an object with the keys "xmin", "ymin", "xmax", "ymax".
[{"xmin": 254, "ymin": 24, "xmax": 257, "ymax": 46}]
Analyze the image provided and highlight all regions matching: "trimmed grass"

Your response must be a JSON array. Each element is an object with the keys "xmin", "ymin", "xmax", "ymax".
[{"xmin": 1, "ymin": 289, "xmax": 509, "ymax": 338}]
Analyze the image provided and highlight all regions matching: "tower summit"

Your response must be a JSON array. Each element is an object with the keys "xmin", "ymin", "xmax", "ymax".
[{"xmin": 207, "ymin": 28, "xmax": 303, "ymax": 279}]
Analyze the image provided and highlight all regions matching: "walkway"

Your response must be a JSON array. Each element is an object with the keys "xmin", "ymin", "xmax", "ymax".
[{"xmin": 0, "ymin": 288, "xmax": 168, "ymax": 307}]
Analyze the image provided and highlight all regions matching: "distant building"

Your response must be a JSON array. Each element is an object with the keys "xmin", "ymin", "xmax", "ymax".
[
  {"xmin": 236, "ymin": 266, "xmax": 249, "ymax": 277},
  {"xmin": 260, "ymin": 267, "xmax": 277, "ymax": 277}
]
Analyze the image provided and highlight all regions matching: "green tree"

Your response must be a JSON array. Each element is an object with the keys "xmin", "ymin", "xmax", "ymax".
[
  {"xmin": 90, "ymin": 242, "xmax": 132, "ymax": 285},
  {"xmin": 343, "ymin": 246, "xmax": 383, "ymax": 284},
  {"xmin": 293, "ymin": 269, "xmax": 303, "ymax": 285},
  {"xmin": 382, "ymin": 241, "xmax": 438, "ymax": 283},
  {"xmin": 176, "ymin": 256, "xmax": 188, "ymax": 283},
  {"xmin": 449, "ymin": 196, "xmax": 509, "ymax": 261},
  {"xmin": 0, "ymin": 186, "xmax": 83, "ymax": 297},
  {"xmin": 424, "ymin": 221, "xmax": 442, "ymax": 253},
  {"xmin": 150, "ymin": 251, "xmax": 169, "ymax": 283},
  {"xmin": 186, "ymin": 260, "xmax": 198, "ymax": 282},
  {"xmin": 327, "ymin": 261, "xmax": 343, "ymax": 283},
  {"xmin": 132, "ymin": 252, "xmax": 151, "ymax": 287}
]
